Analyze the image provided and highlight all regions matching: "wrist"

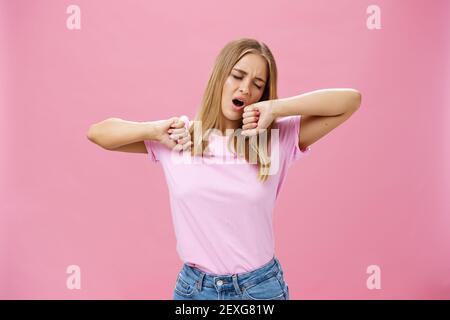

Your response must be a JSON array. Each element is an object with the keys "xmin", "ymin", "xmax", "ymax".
[
  {"xmin": 272, "ymin": 98, "xmax": 296, "ymax": 118},
  {"xmin": 271, "ymin": 99, "xmax": 283, "ymax": 118},
  {"xmin": 143, "ymin": 121, "xmax": 160, "ymax": 141}
]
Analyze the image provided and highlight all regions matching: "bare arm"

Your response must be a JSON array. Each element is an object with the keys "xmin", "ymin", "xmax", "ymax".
[
  {"xmin": 272, "ymin": 88, "xmax": 361, "ymax": 117},
  {"xmin": 271, "ymin": 88, "xmax": 362, "ymax": 150},
  {"xmin": 86, "ymin": 116, "xmax": 192, "ymax": 154},
  {"xmin": 241, "ymin": 88, "xmax": 362, "ymax": 151},
  {"xmin": 86, "ymin": 118, "xmax": 159, "ymax": 151}
]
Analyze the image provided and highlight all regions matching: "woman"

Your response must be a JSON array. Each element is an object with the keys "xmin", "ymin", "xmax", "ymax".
[{"xmin": 87, "ymin": 38, "xmax": 362, "ymax": 300}]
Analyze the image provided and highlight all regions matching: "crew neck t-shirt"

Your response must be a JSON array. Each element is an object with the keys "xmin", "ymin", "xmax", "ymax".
[{"xmin": 144, "ymin": 115, "xmax": 311, "ymax": 275}]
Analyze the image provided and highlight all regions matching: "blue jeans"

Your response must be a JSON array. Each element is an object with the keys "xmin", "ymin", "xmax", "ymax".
[{"xmin": 173, "ymin": 256, "xmax": 290, "ymax": 300}]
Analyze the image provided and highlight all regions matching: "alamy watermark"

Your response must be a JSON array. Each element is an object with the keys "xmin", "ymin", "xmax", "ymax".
[
  {"xmin": 168, "ymin": 121, "xmax": 281, "ymax": 175},
  {"xmin": 366, "ymin": 265, "xmax": 382, "ymax": 290},
  {"xmin": 66, "ymin": 265, "xmax": 81, "ymax": 290}
]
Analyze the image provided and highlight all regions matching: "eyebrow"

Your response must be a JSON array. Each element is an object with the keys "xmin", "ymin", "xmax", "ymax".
[{"xmin": 232, "ymin": 68, "xmax": 266, "ymax": 84}]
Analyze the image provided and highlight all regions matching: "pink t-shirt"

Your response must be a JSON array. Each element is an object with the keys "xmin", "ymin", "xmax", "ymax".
[{"xmin": 144, "ymin": 115, "xmax": 311, "ymax": 275}]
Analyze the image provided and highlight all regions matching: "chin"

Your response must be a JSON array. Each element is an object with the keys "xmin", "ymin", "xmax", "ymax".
[
  {"xmin": 221, "ymin": 105, "xmax": 240, "ymax": 120},
  {"xmin": 225, "ymin": 110, "xmax": 241, "ymax": 121}
]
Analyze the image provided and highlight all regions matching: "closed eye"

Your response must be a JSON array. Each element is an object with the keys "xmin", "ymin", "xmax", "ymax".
[{"xmin": 232, "ymin": 75, "xmax": 262, "ymax": 90}]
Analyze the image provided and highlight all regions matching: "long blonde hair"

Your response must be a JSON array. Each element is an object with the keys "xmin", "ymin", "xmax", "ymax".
[{"xmin": 189, "ymin": 38, "xmax": 278, "ymax": 182}]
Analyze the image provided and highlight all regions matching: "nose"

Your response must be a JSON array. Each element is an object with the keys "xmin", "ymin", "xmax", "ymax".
[{"xmin": 239, "ymin": 85, "xmax": 249, "ymax": 96}]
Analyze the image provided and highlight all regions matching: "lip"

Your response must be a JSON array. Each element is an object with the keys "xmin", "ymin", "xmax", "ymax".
[
  {"xmin": 231, "ymin": 102, "xmax": 244, "ymax": 112},
  {"xmin": 231, "ymin": 96, "xmax": 247, "ymax": 111},
  {"xmin": 233, "ymin": 96, "xmax": 248, "ymax": 104}
]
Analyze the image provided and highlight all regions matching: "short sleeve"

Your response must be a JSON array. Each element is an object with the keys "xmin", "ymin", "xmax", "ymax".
[
  {"xmin": 143, "ymin": 139, "xmax": 163, "ymax": 163},
  {"xmin": 274, "ymin": 115, "xmax": 311, "ymax": 164},
  {"xmin": 291, "ymin": 115, "xmax": 311, "ymax": 161}
]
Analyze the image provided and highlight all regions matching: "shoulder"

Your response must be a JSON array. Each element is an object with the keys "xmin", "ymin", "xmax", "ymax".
[
  {"xmin": 274, "ymin": 115, "xmax": 300, "ymax": 126},
  {"xmin": 273, "ymin": 115, "xmax": 300, "ymax": 138}
]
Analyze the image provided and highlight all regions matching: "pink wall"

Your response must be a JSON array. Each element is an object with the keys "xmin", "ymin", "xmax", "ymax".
[{"xmin": 1, "ymin": 0, "xmax": 449, "ymax": 299}]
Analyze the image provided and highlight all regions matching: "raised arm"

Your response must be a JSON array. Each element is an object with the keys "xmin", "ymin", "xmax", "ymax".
[
  {"xmin": 86, "ymin": 117, "xmax": 191, "ymax": 153},
  {"xmin": 241, "ymin": 88, "xmax": 362, "ymax": 151},
  {"xmin": 86, "ymin": 117, "xmax": 159, "ymax": 152}
]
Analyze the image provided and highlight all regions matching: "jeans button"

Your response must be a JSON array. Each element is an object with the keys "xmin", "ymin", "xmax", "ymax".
[{"xmin": 216, "ymin": 280, "xmax": 223, "ymax": 286}]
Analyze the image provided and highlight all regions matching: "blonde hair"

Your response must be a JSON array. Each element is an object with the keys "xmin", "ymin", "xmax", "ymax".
[{"xmin": 189, "ymin": 38, "xmax": 278, "ymax": 182}]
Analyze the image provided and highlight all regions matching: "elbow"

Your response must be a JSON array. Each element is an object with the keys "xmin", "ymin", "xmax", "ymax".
[
  {"xmin": 86, "ymin": 125, "xmax": 110, "ymax": 150},
  {"xmin": 348, "ymin": 89, "xmax": 362, "ymax": 111},
  {"xmin": 86, "ymin": 124, "xmax": 98, "ymax": 143},
  {"xmin": 355, "ymin": 90, "xmax": 362, "ymax": 107},
  {"xmin": 86, "ymin": 123, "xmax": 108, "ymax": 149},
  {"xmin": 86, "ymin": 118, "xmax": 121, "ymax": 149}
]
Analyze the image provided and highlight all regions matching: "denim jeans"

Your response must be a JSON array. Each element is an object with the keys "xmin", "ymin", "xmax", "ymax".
[{"xmin": 173, "ymin": 256, "xmax": 290, "ymax": 300}]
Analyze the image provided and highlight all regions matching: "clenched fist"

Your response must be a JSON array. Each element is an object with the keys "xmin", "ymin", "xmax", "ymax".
[
  {"xmin": 153, "ymin": 116, "xmax": 192, "ymax": 151},
  {"xmin": 241, "ymin": 100, "xmax": 276, "ymax": 136}
]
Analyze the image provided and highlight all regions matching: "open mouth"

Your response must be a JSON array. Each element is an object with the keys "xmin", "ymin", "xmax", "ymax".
[{"xmin": 232, "ymin": 98, "xmax": 245, "ymax": 108}]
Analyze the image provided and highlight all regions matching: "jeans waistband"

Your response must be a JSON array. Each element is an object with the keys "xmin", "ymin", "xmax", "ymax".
[{"xmin": 181, "ymin": 256, "xmax": 281, "ymax": 290}]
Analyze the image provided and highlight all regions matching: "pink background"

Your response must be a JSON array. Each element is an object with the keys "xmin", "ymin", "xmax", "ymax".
[{"xmin": 1, "ymin": 0, "xmax": 449, "ymax": 299}]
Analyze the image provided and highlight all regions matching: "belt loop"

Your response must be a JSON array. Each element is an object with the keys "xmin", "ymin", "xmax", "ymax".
[
  {"xmin": 196, "ymin": 272, "xmax": 205, "ymax": 292},
  {"xmin": 274, "ymin": 256, "xmax": 280, "ymax": 271},
  {"xmin": 232, "ymin": 274, "xmax": 242, "ymax": 295}
]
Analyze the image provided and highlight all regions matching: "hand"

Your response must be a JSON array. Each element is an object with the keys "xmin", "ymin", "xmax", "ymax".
[
  {"xmin": 168, "ymin": 117, "xmax": 192, "ymax": 152},
  {"xmin": 241, "ymin": 100, "xmax": 277, "ymax": 136},
  {"xmin": 153, "ymin": 117, "xmax": 192, "ymax": 151}
]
